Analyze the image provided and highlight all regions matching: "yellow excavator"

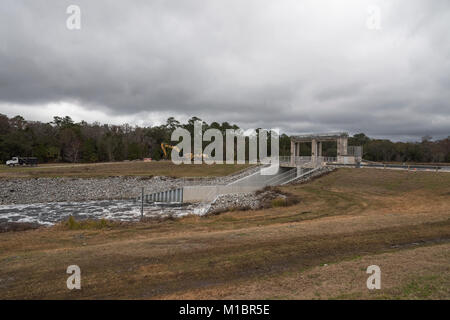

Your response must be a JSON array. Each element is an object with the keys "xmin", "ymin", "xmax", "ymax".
[
  {"xmin": 161, "ymin": 143, "xmax": 209, "ymax": 160},
  {"xmin": 161, "ymin": 143, "xmax": 181, "ymax": 159}
]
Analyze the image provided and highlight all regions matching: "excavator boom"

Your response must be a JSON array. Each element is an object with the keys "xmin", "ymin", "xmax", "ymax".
[
  {"xmin": 161, "ymin": 143, "xmax": 209, "ymax": 160},
  {"xmin": 161, "ymin": 143, "xmax": 182, "ymax": 159}
]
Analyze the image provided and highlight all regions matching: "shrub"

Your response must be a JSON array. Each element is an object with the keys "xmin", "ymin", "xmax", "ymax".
[
  {"xmin": 65, "ymin": 216, "xmax": 112, "ymax": 230},
  {"xmin": 66, "ymin": 216, "xmax": 81, "ymax": 230},
  {"xmin": 271, "ymin": 198, "xmax": 288, "ymax": 207}
]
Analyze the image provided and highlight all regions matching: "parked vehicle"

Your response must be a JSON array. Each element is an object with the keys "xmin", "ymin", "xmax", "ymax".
[{"xmin": 6, "ymin": 157, "xmax": 38, "ymax": 167}]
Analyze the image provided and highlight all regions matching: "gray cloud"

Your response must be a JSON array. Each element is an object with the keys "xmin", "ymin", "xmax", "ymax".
[{"xmin": 0, "ymin": 0, "xmax": 449, "ymax": 140}]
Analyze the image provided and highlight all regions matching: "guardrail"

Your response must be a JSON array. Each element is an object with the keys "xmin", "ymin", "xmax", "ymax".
[
  {"xmin": 330, "ymin": 162, "xmax": 450, "ymax": 172},
  {"xmin": 280, "ymin": 156, "xmax": 337, "ymax": 166},
  {"xmin": 279, "ymin": 156, "xmax": 312, "ymax": 166},
  {"xmin": 360, "ymin": 163, "xmax": 450, "ymax": 172}
]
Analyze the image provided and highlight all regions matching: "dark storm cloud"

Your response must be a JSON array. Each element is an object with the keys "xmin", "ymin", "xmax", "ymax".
[{"xmin": 0, "ymin": 0, "xmax": 449, "ymax": 140}]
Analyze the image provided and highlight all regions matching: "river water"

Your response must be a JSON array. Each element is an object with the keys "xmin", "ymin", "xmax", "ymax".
[{"xmin": 0, "ymin": 200, "xmax": 211, "ymax": 225}]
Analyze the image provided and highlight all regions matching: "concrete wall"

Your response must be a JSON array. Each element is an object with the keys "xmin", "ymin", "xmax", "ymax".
[
  {"xmin": 337, "ymin": 155, "xmax": 356, "ymax": 164},
  {"xmin": 227, "ymin": 166, "xmax": 292, "ymax": 187},
  {"xmin": 183, "ymin": 165, "xmax": 300, "ymax": 202}
]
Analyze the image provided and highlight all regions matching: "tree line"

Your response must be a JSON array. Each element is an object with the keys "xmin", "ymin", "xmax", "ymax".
[{"xmin": 0, "ymin": 114, "xmax": 449, "ymax": 163}]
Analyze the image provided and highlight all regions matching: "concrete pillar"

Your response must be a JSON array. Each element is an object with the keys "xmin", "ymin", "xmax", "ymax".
[
  {"xmin": 337, "ymin": 137, "xmax": 348, "ymax": 157},
  {"xmin": 290, "ymin": 140, "xmax": 295, "ymax": 165},
  {"xmin": 311, "ymin": 139, "xmax": 317, "ymax": 161},
  {"xmin": 337, "ymin": 138, "xmax": 341, "ymax": 157},
  {"xmin": 337, "ymin": 137, "xmax": 348, "ymax": 163},
  {"xmin": 342, "ymin": 137, "xmax": 348, "ymax": 156},
  {"xmin": 318, "ymin": 141, "xmax": 322, "ymax": 157}
]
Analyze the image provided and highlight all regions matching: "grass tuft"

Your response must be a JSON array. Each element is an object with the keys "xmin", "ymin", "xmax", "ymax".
[
  {"xmin": 65, "ymin": 216, "xmax": 112, "ymax": 230},
  {"xmin": 271, "ymin": 198, "xmax": 288, "ymax": 207}
]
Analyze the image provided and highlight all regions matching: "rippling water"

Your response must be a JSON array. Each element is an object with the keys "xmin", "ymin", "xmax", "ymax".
[{"xmin": 0, "ymin": 200, "xmax": 211, "ymax": 225}]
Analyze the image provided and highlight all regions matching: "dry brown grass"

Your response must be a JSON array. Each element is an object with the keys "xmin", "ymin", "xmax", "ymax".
[
  {"xmin": 0, "ymin": 161, "xmax": 251, "ymax": 178},
  {"xmin": 159, "ymin": 243, "xmax": 450, "ymax": 300},
  {"xmin": 0, "ymin": 168, "xmax": 449, "ymax": 299}
]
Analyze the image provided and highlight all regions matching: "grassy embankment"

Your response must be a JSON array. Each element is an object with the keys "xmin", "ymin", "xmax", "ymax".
[
  {"xmin": 0, "ymin": 161, "xmax": 251, "ymax": 178},
  {"xmin": 0, "ymin": 168, "xmax": 449, "ymax": 299}
]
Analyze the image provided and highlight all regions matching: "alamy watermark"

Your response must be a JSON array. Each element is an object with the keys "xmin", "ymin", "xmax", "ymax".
[
  {"xmin": 170, "ymin": 121, "xmax": 280, "ymax": 175},
  {"xmin": 66, "ymin": 265, "xmax": 81, "ymax": 290},
  {"xmin": 65, "ymin": 4, "xmax": 382, "ymax": 32},
  {"xmin": 366, "ymin": 265, "xmax": 381, "ymax": 289},
  {"xmin": 66, "ymin": 5, "xmax": 81, "ymax": 30},
  {"xmin": 366, "ymin": 5, "xmax": 381, "ymax": 31}
]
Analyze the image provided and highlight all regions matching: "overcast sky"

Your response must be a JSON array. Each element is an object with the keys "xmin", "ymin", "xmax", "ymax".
[{"xmin": 1, "ymin": 0, "xmax": 449, "ymax": 141}]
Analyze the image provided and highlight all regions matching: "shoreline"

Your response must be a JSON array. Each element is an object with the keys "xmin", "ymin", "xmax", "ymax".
[{"xmin": 0, "ymin": 166, "xmax": 261, "ymax": 205}]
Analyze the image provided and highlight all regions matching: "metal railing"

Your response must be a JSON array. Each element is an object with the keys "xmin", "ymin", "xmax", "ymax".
[
  {"xmin": 263, "ymin": 168, "xmax": 297, "ymax": 186},
  {"xmin": 136, "ymin": 187, "xmax": 183, "ymax": 204},
  {"xmin": 280, "ymin": 156, "xmax": 339, "ymax": 166},
  {"xmin": 280, "ymin": 165, "xmax": 324, "ymax": 185},
  {"xmin": 279, "ymin": 156, "xmax": 312, "ymax": 166}
]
